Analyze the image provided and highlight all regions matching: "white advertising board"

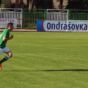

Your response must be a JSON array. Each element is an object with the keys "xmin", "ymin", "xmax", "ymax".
[{"xmin": 43, "ymin": 20, "xmax": 88, "ymax": 32}]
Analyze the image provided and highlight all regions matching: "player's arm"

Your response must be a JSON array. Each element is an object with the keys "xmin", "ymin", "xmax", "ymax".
[
  {"xmin": 8, "ymin": 35, "xmax": 13, "ymax": 40},
  {"xmin": 3, "ymin": 35, "xmax": 13, "ymax": 42}
]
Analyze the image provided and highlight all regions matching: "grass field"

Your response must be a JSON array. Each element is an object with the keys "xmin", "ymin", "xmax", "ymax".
[{"xmin": 0, "ymin": 32, "xmax": 88, "ymax": 88}]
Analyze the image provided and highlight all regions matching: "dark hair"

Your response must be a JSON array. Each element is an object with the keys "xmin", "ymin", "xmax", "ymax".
[{"xmin": 7, "ymin": 23, "xmax": 13, "ymax": 26}]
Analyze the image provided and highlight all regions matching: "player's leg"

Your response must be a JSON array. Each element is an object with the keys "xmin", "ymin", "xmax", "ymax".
[
  {"xmin": 0, "ymin": 48, "xmax": 4, "ymax": 70},
  {"xmin": 0, "ymin": 47, "xmax": 13, "ymax": 64}
]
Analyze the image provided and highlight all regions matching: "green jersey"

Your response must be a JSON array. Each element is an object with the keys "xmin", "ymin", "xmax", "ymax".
[{"xmin": 0, "ymin": 29, "xmax": 10, "ymax": 48}]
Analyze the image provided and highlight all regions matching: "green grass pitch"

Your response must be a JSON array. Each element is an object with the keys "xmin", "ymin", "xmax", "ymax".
[{"xmin": 0, "ymin": 32, "xmax": 88, "ymax": 88}]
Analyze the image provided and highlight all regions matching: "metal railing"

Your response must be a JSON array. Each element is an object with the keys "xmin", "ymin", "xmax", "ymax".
[
  {"xmin": 0, "ymin": 8, "xmax": 88, "ymax": 29},
  {"xmin": 69, "ymin": 9, "xmax": 88, "ymax": 20},
  {"xmin": 0, "ymin": 8, "xmax": 22, "ymax": 28}
]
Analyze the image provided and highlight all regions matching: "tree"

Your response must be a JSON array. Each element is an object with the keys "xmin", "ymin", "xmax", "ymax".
[
  {"xmin": 59, "ymin": 0, "xmax": 63, "ymax": 9},
  {"xmin": 67, "ymin": 0, "xmax": 88, "ymax": 9},
  {"xmin": 0, "ymin": 0, "xmax": 1, "ymax": 5},
  {"xmin": 31, "ymin": 0, "xmax": 53, "ymax": 9}
]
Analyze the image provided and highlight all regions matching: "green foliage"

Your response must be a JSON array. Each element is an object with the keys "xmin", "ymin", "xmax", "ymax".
[{"xmin": 67, "ymin": 0, "xmax": 88, "ymax": 9}]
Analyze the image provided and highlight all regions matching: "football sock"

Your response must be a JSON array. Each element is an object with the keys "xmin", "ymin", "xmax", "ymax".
[{"xmin": 0, "ymin": 56, "xmax": 10, "ymax": 64}]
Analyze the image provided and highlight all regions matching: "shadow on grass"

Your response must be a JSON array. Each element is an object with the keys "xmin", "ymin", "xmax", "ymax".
[
  {"xmin": 41, "ymin": 69, "xmax": 88, "ymax": 72},
  {"xmin": 3, "ymin": 69, "xmax": 88, "ymax": 72}
]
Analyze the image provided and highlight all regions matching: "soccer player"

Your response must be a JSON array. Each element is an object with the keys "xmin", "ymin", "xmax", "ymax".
[{"xmin": 0, "ymin": 23, "xmax": 14, "ymax": 70}]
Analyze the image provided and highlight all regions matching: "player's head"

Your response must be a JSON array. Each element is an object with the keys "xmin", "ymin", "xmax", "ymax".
[{"xmin": 7, "ymin": 23, "xmax": 14, "ymax": 31}]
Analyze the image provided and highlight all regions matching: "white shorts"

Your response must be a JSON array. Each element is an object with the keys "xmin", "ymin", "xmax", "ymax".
[{"xmin": 0, "ymin": 47, "xmax": 10, "ymax": 54}]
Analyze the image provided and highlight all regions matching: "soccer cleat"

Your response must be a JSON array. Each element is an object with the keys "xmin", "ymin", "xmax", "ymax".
[{"xmin": 0, "ymin": 64, "xmax": 2, "ymax": 71}]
